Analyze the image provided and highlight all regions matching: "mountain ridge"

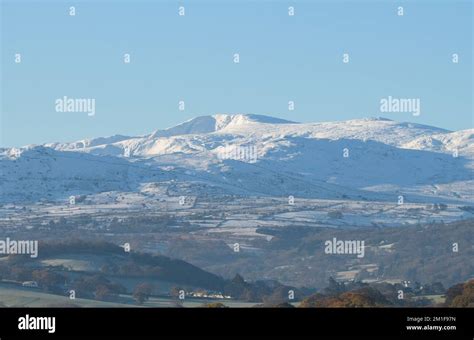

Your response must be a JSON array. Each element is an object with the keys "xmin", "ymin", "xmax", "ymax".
[{"xmin": 1, "ymin": 114, "xmax": 472, "ymax": 206}]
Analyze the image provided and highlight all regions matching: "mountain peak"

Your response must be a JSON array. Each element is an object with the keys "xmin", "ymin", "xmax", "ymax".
[
  {"xmin": 212, "ymin": 113, "xmax": 297, "ymax": 126},
  {"xmin": 149, "ymin": 114, "xmax": 297, "ymax": 139}
]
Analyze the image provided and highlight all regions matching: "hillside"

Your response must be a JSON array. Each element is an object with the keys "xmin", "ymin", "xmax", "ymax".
[{"xmin": 1, "ymin": 114, "xmax": 472, "ymax": 205}]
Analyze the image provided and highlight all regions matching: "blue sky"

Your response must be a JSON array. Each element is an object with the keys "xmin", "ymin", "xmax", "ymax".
[{"xmin": 1, "ymin": 0, "xmax": 472, "ymax": 147}]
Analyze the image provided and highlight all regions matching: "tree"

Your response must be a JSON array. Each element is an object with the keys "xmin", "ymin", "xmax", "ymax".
[
  {"xmin": 231, "ymin": 274, "xmax": 246, "ymax": 285},
  {"xmin": 446, "ymin": 280, "xmax": 474, "ymax": 307},
  {"xmin": 95, "ymin": 286, "xmax": 113, "ymax": 301},
  {"xmin": 324, "ymin": 277, "xmax": 345, "ymax": 296},
  {"xmin": 202, "ymin": 302, "xmax": 227, "ymax": 308},
  {"xmin": 170, "ymin": 286, "xmax": 182, "ymax": 299},
  {"xmin": 300, "ymin": 287, "xmax": 391, "ymax": 307},
  {"xmin": 133, "ymin": 282, "xmax": 154, "ymax": 305},
  {"xmin": 445, "ymin": 283, "xmax": 464, "ymax": 306},
  {"xmin": 31, "ymin": 269, "xmax": 65, "ymax": 291}
]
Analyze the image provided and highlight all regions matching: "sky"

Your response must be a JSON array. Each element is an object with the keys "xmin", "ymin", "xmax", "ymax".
[{"xmin": 1, "ymin": 0, "xmax": 472, "ymax": 147}]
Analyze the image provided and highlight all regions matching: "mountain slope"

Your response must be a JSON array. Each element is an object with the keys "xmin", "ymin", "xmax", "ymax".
[{"xmin": 0, "ymin": 114, "xmax": 472, "ymax": 204}]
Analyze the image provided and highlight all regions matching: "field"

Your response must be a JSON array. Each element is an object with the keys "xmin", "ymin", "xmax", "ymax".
[{"xmin": 0, "ymin": 284, "xmax": 256, "ymax": 308}]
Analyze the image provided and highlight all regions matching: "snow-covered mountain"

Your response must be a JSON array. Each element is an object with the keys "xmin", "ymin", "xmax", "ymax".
[{"xmin": 1, "ymin": 114, "xmax": 473, "ymax": 204}]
